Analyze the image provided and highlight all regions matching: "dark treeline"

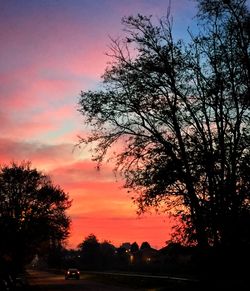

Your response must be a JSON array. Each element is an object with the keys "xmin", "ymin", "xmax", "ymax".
[
  {"xmin": 40, "ymin": 233, "xmax": 245, "ymax": 280},
  {"xmin": 58, "ymin": 234, "xmax": 198, "ymax": 276}
]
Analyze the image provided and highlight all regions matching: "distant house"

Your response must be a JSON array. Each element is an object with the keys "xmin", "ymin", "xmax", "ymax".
[
  {"xmin": 140, "ymin": 247, "xmax": 159, "ymax": 263},
  {"xmin": 159, "ymin": 243, "xmax": 194, "ymax": 266},
  {"xmin": 120, "ymin": 242, "xmax": 131, "ymax": 252},
  {"xmin": 130, "ymin": 247, "xmax": 159, "ymax": 265}
]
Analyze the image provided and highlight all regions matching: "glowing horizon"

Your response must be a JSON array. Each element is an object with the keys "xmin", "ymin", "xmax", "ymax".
[{"xmin": 0, "ymin": 0, "xmax": 197, "ymax": 250}]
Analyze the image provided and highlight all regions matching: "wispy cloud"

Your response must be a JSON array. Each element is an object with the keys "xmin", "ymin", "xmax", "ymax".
[
  {"xmin": 0, "ymin": 0, "xmax": 196, "ymax": 249},
  {"xmin": 0, "ymin": 138, "xmax": 77, "ymax": 170}
]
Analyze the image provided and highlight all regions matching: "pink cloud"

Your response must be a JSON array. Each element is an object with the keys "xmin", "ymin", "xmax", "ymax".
[
  {"xmin": 0, "ymin": 68, "xmax": 82, "ymax": 142},
  {"xmin": 0, "ymin": 0, "xmax": 186, "ymax": 251},
  {"xmin": 0, "ymin": 136, "xmax": 172, "ymax": 249},
  {"xmin": 0, "ymin": 138, "xmax": 76, "ymax": 171}
]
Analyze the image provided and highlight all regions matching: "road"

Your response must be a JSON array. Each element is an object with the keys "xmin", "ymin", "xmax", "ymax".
[
  {"xmin": 26, "ymin": 269, "xmax": 146, "ymax": 291},
  {"xmin": 26, "ymin": 269, "xmax": 203, "ymax": 291}
]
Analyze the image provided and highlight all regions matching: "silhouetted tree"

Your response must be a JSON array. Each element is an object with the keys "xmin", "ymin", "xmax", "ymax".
[
  {"xmin": 120, "ymin": 242, "xmax": 131, "ymax": 251},
  {"xmin": 78, "ymin": 0, "xmax": 250, "ymax": 251},
  {"xmin": 47, "ymin": 238, "xmax": 64, "ymax": 268},
  {"xmin": 78, "ymin": 235, "xmax": 118, "ymax": 270},
  {"xmin": 62, "ymin": 248, "xmax": 81, "ymax": 269},
  {"xmin": 100, "ymin": 240, "xmax": 116, "ymax": 269},
  {"xmin": 130, "ymin": 242, "xmax": 139, "ymax": 253},
  {"xmin": 0, "ymin": 161, "xmax": 71, "ymax": 270},
  {"xmin": 78, "ymin": 234, "xmax": 101, "ymax": 269},
  {"xmin": 140, "ymin": 242, "xmax": 151, "ymax": 250},
  {"xmin": 115, "ymin": 246, "xmax": 130, "ymax": 269}
]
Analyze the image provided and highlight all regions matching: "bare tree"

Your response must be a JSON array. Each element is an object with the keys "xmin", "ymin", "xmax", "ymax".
[{"xmin": 78, "ymin": 0, "xmax": 250, "ymax": 250}]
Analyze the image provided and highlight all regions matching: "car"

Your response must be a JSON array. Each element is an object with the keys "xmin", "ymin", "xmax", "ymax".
[{"xmin": 65, "ymin": 268, "xmax": 80, "ymax": 280}]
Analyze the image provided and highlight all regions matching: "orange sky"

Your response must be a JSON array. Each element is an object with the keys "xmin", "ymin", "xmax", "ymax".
[
  {"xmin": 51, "ymin": 160, "xmax": 173, "ymax": 249},
  {"xmin": 0, "ymin": 0, "xmax": 197, "ymax": 249}
]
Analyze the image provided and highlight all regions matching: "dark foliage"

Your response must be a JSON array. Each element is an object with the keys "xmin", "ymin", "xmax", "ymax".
[
  {"xmin": 78, "ymin": 0, "xmax": 250, "ymax": 254},
  {"xmin": 0, "ymin": 161, "xmax": 71, "ymax": 270},
  {"xmin": 77, "ymin": 234, "xmax": 117, "ymax": 270}
]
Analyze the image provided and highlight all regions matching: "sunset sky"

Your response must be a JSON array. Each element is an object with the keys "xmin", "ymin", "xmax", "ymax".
[{"xmin": 0, "ymin": 0, "xmax": 198, "ymax": 249}]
